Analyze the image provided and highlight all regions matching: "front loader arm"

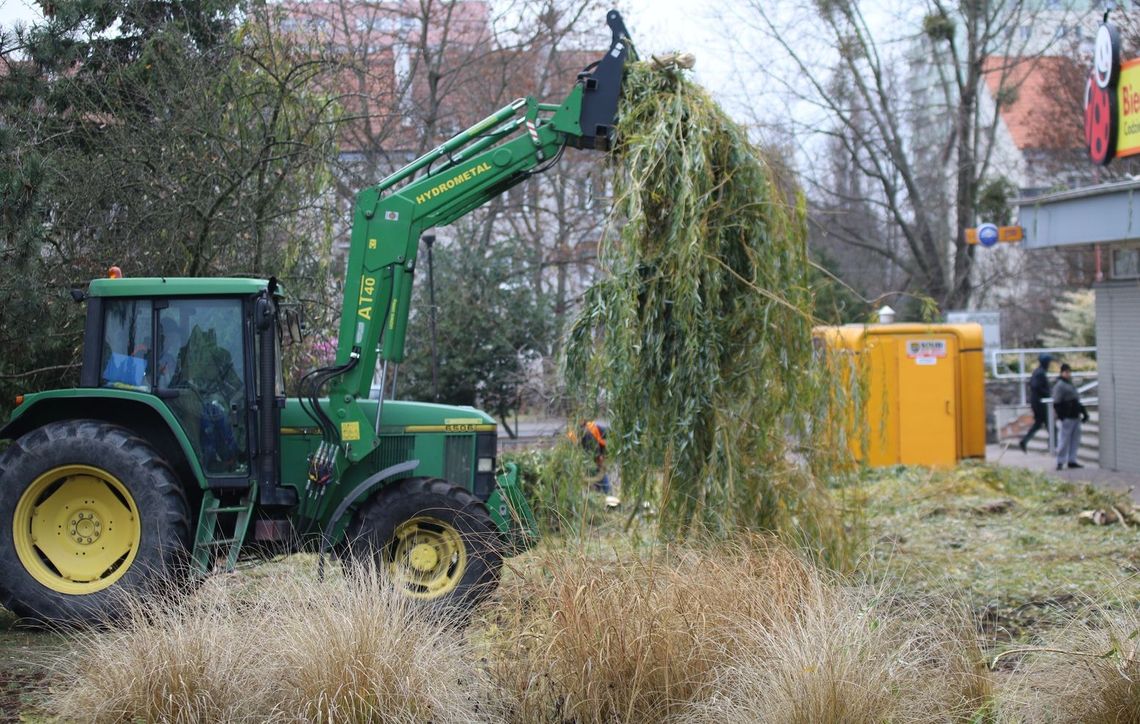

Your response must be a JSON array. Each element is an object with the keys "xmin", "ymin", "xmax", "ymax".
[{"xmin": 313, "ymin": 10, "xmax": 634, "ymax": 464}]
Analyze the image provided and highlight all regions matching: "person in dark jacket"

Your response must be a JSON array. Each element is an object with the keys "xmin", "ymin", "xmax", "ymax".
[
  {"xmin": 1052, "ymin": 363, "xmax": 1089, "ymax": 471},
  {"xmin": 1019, "ymin": 354, "xmax": 1054, "ymax": 452}
]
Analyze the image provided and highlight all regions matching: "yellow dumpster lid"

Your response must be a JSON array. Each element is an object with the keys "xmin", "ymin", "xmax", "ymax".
[{"xmin": 813, "ymin": 323, "xmax": 984, "ymax": 351}]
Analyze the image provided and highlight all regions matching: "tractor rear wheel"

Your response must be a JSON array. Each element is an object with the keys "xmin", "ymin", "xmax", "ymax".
[
  {"xmin": 0, "ymin": 420, "xmax": 192, "ymax": 624},
  {"xmin": 345, "ymin": 477, "xmax": 502, "ymax": 613}
]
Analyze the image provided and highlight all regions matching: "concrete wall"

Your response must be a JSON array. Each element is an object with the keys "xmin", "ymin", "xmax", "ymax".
[{"xmin": 1095, "ymin": 281, "xmax": 1140, "ymax": 472}]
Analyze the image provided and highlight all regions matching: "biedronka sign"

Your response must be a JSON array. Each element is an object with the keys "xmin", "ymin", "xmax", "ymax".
[{"xmin": 1085, "ymin": 20, "xmax": 1140, "ymax": 165}]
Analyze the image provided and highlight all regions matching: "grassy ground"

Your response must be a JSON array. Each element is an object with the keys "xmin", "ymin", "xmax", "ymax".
[
  {"xmin": 861, "ymin": 463, "xmax": 1140, "ymax": 651},
  {"xmin": 1, "ymin": 462, "xmax": 1138, "ymax": 721},
  {"xmin": 0, "ymin": 609, "xmax": 63, "ymax": 723}
]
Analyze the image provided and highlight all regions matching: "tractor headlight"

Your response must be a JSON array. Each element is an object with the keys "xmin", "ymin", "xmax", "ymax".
[{"xmin": 474, "ymin": 432, "xmax": 498, "ymax": 501}]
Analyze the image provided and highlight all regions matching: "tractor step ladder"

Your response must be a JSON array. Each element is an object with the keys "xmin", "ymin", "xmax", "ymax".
[{"xmin": 190, "ymin": 483, "xmax": 257, "ymax": 574}]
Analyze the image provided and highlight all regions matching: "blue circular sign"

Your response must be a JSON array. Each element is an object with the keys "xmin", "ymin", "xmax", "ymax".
[{"xmin": 977, "ymin": 223, "xmax": 999, "ymax": 247}]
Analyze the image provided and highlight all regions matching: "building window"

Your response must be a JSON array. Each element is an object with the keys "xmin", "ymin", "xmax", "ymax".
[{"xmin": 1110, "ymin": 246, "xmax": 1140, "ymax": 279}]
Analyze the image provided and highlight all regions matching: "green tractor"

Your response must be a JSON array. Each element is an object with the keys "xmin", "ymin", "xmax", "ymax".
[{"xmin": 0, "ymin": 11, "xmax": 634, "ymax": 623}]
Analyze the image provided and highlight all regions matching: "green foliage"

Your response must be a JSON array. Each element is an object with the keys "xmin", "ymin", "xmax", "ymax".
[
  {"xmin": 0, "ymin": 2, "xmax": 337, "ymax": 413},
  {"xmin": 977, "ymin": 177, "xmax": 1017, "ymax": 226},
  {"xmin": 922, "ymin": 11, "xmax": 955, "ymax": 43},
  {"xmin": 400, "ymin": 232, "xmax": 554, "ymax": 430},
  {"xmin": 1040, "ymin": 289, "xmax": 1096, "ymax": 348},
  {"xmin": 565, "ymin": 61, "xmax": 859, "ymax": 564},
  {"xmin": 501, "ymin": 443, "xmax": 623, "ymax": 537}
]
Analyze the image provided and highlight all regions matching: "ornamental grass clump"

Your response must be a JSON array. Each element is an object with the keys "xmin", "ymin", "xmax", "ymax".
[
  {"xmin": 566, "ymin": 59, "xmax": 859, "ymax": 559},
  {"xmin": 487, "ymin": 539, "xmax": 820, "ymax": 723},
  {"xmin": 487, "ymin": 539, "xmax": 992, "ymax": 723},
  {"xmin": 49, "ymin": 566, "xmax": 497, "ymax": 723},
  {"xmin": 680, "ymin": 588, "xmax": 993, "ymax": 723},
  {"xmin": 48, "ymin": 578, "xmax": 270, "ymax": 723}
]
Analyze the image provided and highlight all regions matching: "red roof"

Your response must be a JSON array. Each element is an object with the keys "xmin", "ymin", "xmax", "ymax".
[{"xmin": 983, "ymin": 56, "xmax": 1085, "ymax": 151}]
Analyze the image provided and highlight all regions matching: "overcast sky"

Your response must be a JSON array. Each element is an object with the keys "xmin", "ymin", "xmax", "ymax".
[
  {"xmin": 0, "ymin": 0, "xmax": 42, "ymax": 27},
  {"xmin": 619, "ymin": 0, "xmax": 734, "ymax": 93}
]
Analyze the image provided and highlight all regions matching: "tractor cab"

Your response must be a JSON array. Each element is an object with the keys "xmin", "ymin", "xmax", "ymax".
[{"xmin": 79, "ymin": 277, "xmax": 285, "ymax": 490}]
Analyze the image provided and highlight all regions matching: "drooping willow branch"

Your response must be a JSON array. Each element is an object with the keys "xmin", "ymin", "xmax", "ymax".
[{"xmin": 564, "ymin": 60, "xmax": 863, "ymax": 566}]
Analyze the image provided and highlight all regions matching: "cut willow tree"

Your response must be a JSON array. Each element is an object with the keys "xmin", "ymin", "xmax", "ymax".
[{"xmin": 565, "ymin": 60, "xmax": 861, "ymax": 565}]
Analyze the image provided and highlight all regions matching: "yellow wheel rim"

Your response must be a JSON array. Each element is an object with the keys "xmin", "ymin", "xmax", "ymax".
[
  {"xmin": 388, "ymin": 516, "xmax": 466, "ymax": 599},
  {"xmin": 12, "ymin": 465, "xmax": 141, "ymax": 595}
]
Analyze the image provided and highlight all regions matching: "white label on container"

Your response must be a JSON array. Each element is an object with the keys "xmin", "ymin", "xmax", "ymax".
[{"xmin": 905, "ymin": 339, "xmax": 948, "ymax": 358}]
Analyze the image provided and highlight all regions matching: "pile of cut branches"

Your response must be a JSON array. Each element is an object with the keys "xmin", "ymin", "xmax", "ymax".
[{"xmin": 565, "ymin": 60, "xmax": 859, "ymax": 563}]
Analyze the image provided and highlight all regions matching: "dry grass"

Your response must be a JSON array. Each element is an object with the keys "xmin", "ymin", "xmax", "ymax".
[
  {"xmin": 25, "ymin": 465, "xmax": 1140, "ymax": 723},
  {"xmin": 49, "ymin": 565, "xmax": 497, "ymax": 723},
  {"xmin": 997, "ymin": 600, "xmax": 1140, "ymax": 723},
  {"xmin": 682, "ymin": 589, "xmax": 992, "ymax": 724},
  {"xmin": 486, "ymin": 539, "xmax": 813, "ymax": 722},
  {"xmin": 486, "ymin": 537, "xmax": 991, "ymax": 723},
  {"xmin": 262, "ymin": 567, "xmax": 496, "ymax": 723},
  {"xmin": 49, "ymin": 579, "xmax": 270, "ymax": 723}
]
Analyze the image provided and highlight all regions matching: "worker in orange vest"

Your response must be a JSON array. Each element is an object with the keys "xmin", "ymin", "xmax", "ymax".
[{"xmin": 573, "ymin": 420, "xmax": 611, "ymax": 494}]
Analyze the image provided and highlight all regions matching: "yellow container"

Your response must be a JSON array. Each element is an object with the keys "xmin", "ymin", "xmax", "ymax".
[{"xmin": 814, "ymin": 323, "xmax": 986, "ymax": 467}]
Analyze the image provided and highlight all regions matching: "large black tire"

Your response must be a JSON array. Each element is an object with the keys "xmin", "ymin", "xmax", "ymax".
[
  {"xmin": 344, "ymin": 477, "xmax": 502, "ymax": 613},
  {"xmin": 0, "ymin": 420, "xmax": 192, "ymax": 624}
]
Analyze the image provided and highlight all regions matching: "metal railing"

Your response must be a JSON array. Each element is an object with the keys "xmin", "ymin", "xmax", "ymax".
[{"xmin": 989, "ymin": 346, "xmax": 1097, "ymax": 405}]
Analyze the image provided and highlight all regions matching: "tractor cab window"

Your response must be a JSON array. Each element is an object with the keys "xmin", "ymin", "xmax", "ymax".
[
  {"xmin": 159, "ymin": 299, "xmax": 249, "ymax": 477},
  {"xmin": 101, "ymin": 300, "xmax": 153, "ymax": 391}
]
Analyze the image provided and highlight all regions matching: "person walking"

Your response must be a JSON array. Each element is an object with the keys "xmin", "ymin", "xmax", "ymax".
[
  {"xmin": 1019, "ymin": 354, "xmax": 1053, "ymax": 452},
  {"xmin": 1052, "ymin": 363, "xmax": 1089, "ymax": 471}
]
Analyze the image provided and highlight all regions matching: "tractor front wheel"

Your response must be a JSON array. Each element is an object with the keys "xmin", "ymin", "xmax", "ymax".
[
  {"xmin": 345, "ymin": 477, "xmax": 502, "ymax": 613},
  {"xmin": 0, "ymin": 420, "xmax": 192, "ymax": 624}
]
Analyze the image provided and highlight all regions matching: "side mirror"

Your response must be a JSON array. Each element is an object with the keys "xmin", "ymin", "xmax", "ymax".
[{"xmin": 280, "ymin": 305, "xmax": 305, "ymax": 347}]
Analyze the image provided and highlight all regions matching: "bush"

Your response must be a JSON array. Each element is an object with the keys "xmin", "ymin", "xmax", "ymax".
[{"xmin": 502, "ymin": 442, "xmax": 616, "ymax": 536}]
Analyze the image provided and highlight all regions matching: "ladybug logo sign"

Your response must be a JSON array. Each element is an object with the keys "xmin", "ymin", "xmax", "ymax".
[
  {"xmin": 1086, "ymin": 22, "xmax": 1122, "ymax": 165},
  {"xmin": 1094, "ymin": 23, "xmax": 1120, "ymax": 89}
]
